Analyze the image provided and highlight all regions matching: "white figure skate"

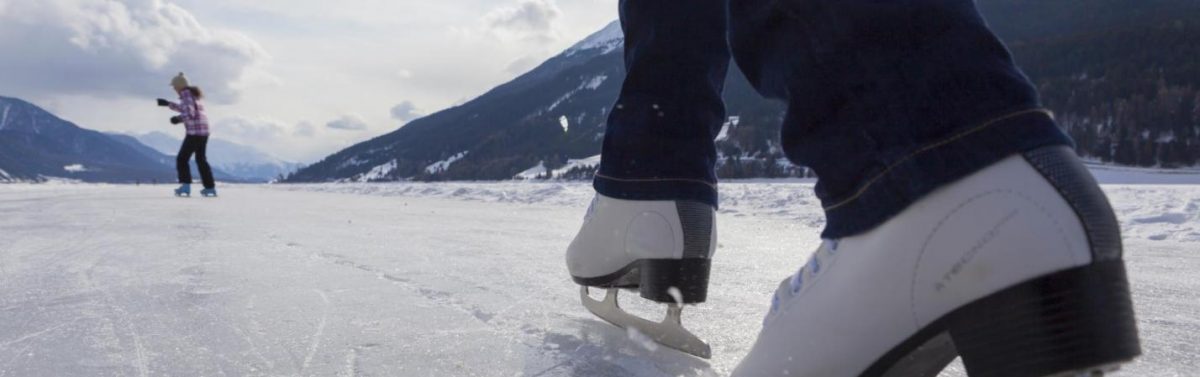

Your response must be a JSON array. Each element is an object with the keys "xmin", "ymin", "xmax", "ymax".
[
  {"xmin": 733, "ymin": 146, "xmax": 1140, "ymax": 376},
  {"xmin": 567, "ymin": 194, "xmax": 717, "ymax": 358}
]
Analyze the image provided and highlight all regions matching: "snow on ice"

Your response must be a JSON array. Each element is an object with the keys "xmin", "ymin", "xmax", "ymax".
[{"xmin": 0, "ymin": 167, "xmax": 1198, "ymax": 376}]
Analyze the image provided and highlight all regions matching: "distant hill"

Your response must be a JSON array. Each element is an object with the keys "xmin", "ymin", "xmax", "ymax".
[
  {"xmin": 286, "ymin": 0, "xmax": 1200, "ymax": 182},
  {"xmin": 0, "ymin": 96, "xmax": 175, "ymax": 183},
  {"xmin": 136, "ymin": 132, "xmax": 301, "ymax": 182},
  {"xmin": 106, "ymin": 132, "xmax": 243, "ymax": 183},
  {"xmin": 978, "ymin": 0, "xmax": 1200, "ymax": 167}
]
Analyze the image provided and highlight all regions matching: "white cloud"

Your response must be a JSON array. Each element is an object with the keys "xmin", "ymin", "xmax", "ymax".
[
  {"xmin": 389, "ymin": 101, "xmax": 423, "ymax": 123},
  {"xmin": 294, "ymin": 121, "xmax": 316, "ymax": 137},
  {"xmin": 4, "ymin": 1, "xmax": 620, "ymax": 165},
  {"xmin": 216, "ymin": 116, "xmax": 288, "ymax": 143},
  {"xmin": 484, "ymin": 0, "xmax": 562, "ymax": 43},
  {"xmin": 505, "ymin": 55, "xmax": 544, "ymax": 75},
  {"xmin": 0, "ymin": 0, "xmax": 269, "ymax": 104},
  {"xmin": 326, "ymin": 115, "xmax": 368, "ymax": 131}
]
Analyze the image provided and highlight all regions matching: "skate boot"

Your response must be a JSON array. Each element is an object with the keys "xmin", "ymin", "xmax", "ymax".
[
  {"xmin": 174, "ymin": 183, "xmax": 191, "ymax": 197},
  {"xmin": 567, "ymin": 193, "xmax": 717, "ymax": 358},
  {"xmin": 733, "ymin": 146, "xmax": 1140, "ymax": 376},
  {"xmin": 200, "ymin": 188, "xmax": 218, "ymax": 197}
]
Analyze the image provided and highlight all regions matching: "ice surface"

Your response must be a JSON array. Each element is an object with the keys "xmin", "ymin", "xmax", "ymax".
[{"xmin": 0, "ymin": 173, "xmax": 1197, "ymax": 376}]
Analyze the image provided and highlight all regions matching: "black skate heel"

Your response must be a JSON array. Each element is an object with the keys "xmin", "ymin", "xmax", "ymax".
[
  {"xmin": 867, "ymin": 260, "xmax": 1141, "ymax": 377},
  {"xmin": 949, "ymin": 260, "xmax": 1141, "ymax": 377},
  {"xmin": 638, "ymin": 258, "xmax": 711, "ymax": 304}
]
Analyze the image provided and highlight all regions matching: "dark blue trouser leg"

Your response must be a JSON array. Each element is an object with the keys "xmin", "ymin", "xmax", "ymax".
[
  {"xmin": 729, "ymin": 0, "xmax": 1074, "ymax": 238},
  {"xmin": 593, "ymin": 0, "xmax": 730, "ymax": 207},
  {"xmin": 177, "ymin": 137, "xmax": 196, "ymax": 184},
  {"xmin": 599, "ymin": 0, "xmax": 1074, "ymax": 238}
]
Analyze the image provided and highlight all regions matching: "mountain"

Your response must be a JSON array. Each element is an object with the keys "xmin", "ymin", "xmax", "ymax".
[
  {"xmin": 285, "ymin": 21, "xmax": 632, "ymax": 182},
  {"xmin": 106, "ymin": 132, "xmax": 246, "ymax": 183},
  {"xmin": 0, "ymin": 96, "xmax": 176, "ymax": 183},
  {"xmin": 106, "ymin": 132, "xmax": 174, "ymax": 167},
  {"xmin": 977, "ymin": 0, "xmax": 1200, "ymax": 168},
  {"xmin": 287, "ymin": 1, "xmax": 1200, "ymax": 182},
  {"xmin": 135, "ymin": 131, "xmax": 302, "ymax": 182}
]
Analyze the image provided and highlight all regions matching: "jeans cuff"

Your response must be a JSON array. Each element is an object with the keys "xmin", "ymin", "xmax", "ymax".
[
  {"xmin": 820, "ymin": 110, "xmax": 1072, "ymax": 238},
  {"xmin": 593, "ymin": 174, "xmax": 719, "ymax": 208}
]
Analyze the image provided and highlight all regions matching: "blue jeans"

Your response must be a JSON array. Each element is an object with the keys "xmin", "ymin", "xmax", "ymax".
[{"xmin": 594, "ymin": 0, "xmax": 1073, "ymax": 238}]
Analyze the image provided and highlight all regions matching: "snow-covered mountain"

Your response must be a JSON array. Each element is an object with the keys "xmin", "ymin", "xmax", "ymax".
[
  {"xmin": 135, "ymin": 132, "xmax": 301, "ymax": 182},
  {"xmin": 0, "ymin": 96, "xmax": 176, "ymax": 183},
  {"xmin": 284, "ymin": 21, "xmax": 782, "ymax": 183},
  {"xmin": 284, "ymin": 21, "xmax": 636, "ymax": 182},
  {"xmin": 287, "ymin": 0, "xmax": 1200, "ymax": 183}
]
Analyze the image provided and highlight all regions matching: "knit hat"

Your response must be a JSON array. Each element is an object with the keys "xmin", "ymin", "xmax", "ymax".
[{"xmin": 170, "ymin": 72, "xmax": 190, "ymax": 89}]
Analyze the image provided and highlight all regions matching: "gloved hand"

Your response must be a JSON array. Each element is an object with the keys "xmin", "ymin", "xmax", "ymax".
[
  {"xmin": 170, "ymin": 116, "xmax": 183, "ymax": 125},
  {"xmin": 157, "ymin": 98, "xmax": 171, "ymax": 107}
]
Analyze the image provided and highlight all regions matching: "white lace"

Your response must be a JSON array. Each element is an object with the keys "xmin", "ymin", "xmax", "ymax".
[{"xmin": 768, "ymin": 239, "xmax": 840, "ymax": 318}]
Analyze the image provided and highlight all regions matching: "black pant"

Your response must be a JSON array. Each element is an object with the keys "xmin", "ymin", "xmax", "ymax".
[{"xmin": 177, "ymin": 135, "xmax": 215, "ymax": 189}]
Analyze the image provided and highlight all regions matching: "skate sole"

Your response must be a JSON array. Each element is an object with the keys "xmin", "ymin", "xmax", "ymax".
[
  {"xmin": 864, "ymin": 260, "xmax": 1140, "ymax": 377},
  {"xmin": 572, "ymin": 258, "xmax": 711, "ymax": 304}
]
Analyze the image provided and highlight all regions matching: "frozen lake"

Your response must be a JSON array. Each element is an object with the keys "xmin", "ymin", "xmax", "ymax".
[{"xmin": 0, "ymin": 179, "xmax": 1197, "ymax": 376}]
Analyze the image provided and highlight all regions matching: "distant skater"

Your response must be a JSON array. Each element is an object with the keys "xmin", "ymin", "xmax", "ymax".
[{"xmin": 158, "ymin": 73, "xmax": 217, "ymax": 197}]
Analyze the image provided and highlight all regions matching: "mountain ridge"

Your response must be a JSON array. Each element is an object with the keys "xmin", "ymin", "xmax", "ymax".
[
  {"xmin": 0, "ymin": 96, "xmax": 177, "ymax": 183},
  {"xmin": 286, "ymin": 2, "xmax": 1200, "ymax": 182},
  {"xmin": 135, "ymin": 131, "xmax": 301, "ymax": 182}
]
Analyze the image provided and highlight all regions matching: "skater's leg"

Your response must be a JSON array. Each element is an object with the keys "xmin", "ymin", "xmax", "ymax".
[
  {"xmin": 566, "ymin": 0, "xmax": 729, "ymax": 358},
  {"xmin": 730, "ymin": 0, "xmax": 1072, "ymax": 238},
  {"xmin": 176, "ymin": 136, "xmax": 197, "ymax": 184},
  {"xmin": 728, "ymin": 0, "xmax": 1139, "ymax": 375},
  {"xmin": 594, "ymin": 0, "xmax": 730, "ymax": 206},
  {"xmin": 194, "ymin": 136, "xmax": 216, "ymax": 189}
]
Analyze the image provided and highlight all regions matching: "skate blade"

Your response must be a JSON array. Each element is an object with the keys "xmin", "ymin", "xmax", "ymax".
[{"xmin": 580, "ymin": 286, "xmax": 712, "ymax": 359}]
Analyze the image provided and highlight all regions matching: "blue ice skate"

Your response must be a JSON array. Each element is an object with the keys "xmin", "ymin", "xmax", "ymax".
[
  {"xmin": 174, "ymin": 184, "xmax": 191, "ymax": 197},
  {"xmin": 200, "ymin": 188, "xmax": 218, "ymax": 197}
]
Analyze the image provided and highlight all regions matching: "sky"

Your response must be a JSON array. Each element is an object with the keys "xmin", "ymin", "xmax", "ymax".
[{"xmin": 0, "ymin": 0, "xmax": 618, "ymax": 163}]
